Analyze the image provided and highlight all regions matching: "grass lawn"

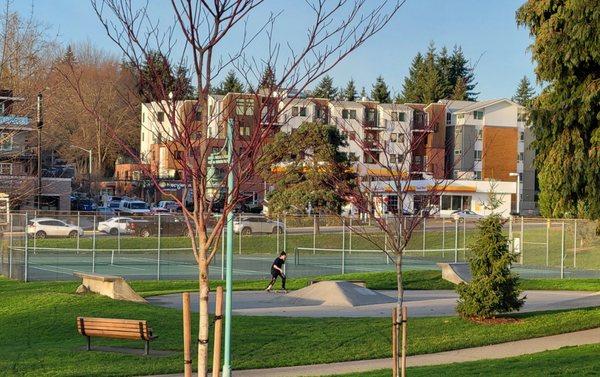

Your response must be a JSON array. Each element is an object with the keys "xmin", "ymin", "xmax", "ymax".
[
  {"xmin": 2, "ymin": 276, "xmax": 600, "ymax": 376},
  {"xmin": 331, "ymin": 344, "xmax": 600, "ymax": 376}
]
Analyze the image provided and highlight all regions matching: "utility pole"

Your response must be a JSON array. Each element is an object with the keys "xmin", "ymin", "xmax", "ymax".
[{"xmin": 36, "ymin": 93, "xmax": 43, "ymax": 209}]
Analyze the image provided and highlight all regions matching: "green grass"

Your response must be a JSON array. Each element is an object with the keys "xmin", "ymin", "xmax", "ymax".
[
  {"xmin": 330, "ymin": 344, "xmax": 600, "ymax": 376},
  {"xmin": 2, "ymin": 277, "xmax": 600, "ymax": 376},
  {"xmin": 520, "ymin": 278, "xmax": 600, "ymax": 292}
]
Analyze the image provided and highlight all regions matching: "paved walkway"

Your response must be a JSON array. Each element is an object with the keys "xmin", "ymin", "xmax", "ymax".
[{"xmin": 145, "ymin": 327, "xmax": 600, "ymax": 377}]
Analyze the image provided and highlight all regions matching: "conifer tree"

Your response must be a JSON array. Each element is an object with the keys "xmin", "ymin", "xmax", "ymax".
[
  {"xmin": 451, "ymin": 76, "xmax": 468, "ymax": 100},
  {"xmin": 456, "ymin": 214, "xmax": 524, "ymax": 319},
  {"xmin": 449, "ymin": 46, "xmax": 478, "ymax": 100},
  {"xmin": 359, "ymin": 86, "xmax": 368, "ymax": 100},
  {"xmin": 311, "ymin": 74, "xmax": 338, "ymax": 99},
  {"xmin": 371, "ymin": 75, "xmax": 391, "ymax": 103},
  {"xmin": 342, "ymin": 79, "xmax": 357, "ymax": 101},
  {"xmin": 511, "ymin": 76, "xmax": 535, "ymax": 106},
  {"xmin": 400, "ymin": 52, "xmax": 424, "ymax": 103},
  {"xmin": 215, "ymin": 70, "xmax": 244, "ymax": 95},
  {"xmin": 258, "ymin": 65, "xmax": 276, "ymax": 89}
]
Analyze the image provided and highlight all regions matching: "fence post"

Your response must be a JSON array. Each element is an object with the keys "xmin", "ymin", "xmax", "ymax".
[
  {"xmin": 276, "ymin": 215, "xmax": 280, "ymax": 253},
  {"xmin": 77, "ymin": 211, "xmax": 81, "ymax": 252},
  {"xmin": 9, "ymin": 213, "xmax": 13, "ymax": 279},
  {"xmin": 283, "ymin": 214, "xmax": 287, "ymax": 254},
  {"xmin": 117, "ymin": 221, "xmax": 121, "ymax": 254},
  {"xmin": 313, "ymin": 214, "xmax": 317, "ymax": 254},
  {"xmin": 520, "ymin": 216, "xmax": 524, "ymax": 265},
  {"xmin": 454, "ymin": 218, "xmax": 458, "ymax": 263},
  {"xmin": 441, "ymin": 218, "xmax": 445, "ymax": 259},
  {"xmin": 545, "ymin": 219, "xmax": 550, "ymax": 267},
  {"xmin": 422, "ymin": 218, "xmax": 426, "ymax": 257},
  {"xmin": 573, "ymin": 219, "xmax": 577, "ymax": 268},
  {"xmin": 349, "ymin": 217, "xmax": 353, "ymax": 255},
  {"xmin": 182, "ymin": 292, "xmax": 192, "ymax": 377},
  {"xmin": 157, "ymin": 214, "xmax": 161, "ymax": 280},
  {"xmin": 221, "ymin": 226, "xmax": 225, "ymax": 280},
  {"xmin": 238, "ymin": 213, "xmax": 242, "ymax": 255},
  {"xmin": 560, "ymin": 222, "xmax": 565, "ymax": 279},
  {"xmin": 341, "ymin": 218, "xmax": 346, "ymax": 274},
  {"xmin": 24, "ymin": 212, "xmax": 29, "ymax": 282},
  {"xmin": 92, "ymin": 215, "xmax": 96, "ymax": 273}
]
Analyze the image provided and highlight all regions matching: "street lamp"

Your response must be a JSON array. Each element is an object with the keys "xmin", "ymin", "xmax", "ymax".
[
  {"xmin": 71, "ymin": 144, "xmax": 93, "ymax": 194},
  {"xmin": 509, "ymin": 172, "xmax": 520, "ymax": 215}
]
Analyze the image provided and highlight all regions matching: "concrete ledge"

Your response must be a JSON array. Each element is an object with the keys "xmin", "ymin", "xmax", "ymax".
[
  {"xmin": 437, "ymin": 262, "xmax": 472, "ymax": 285},
  {"xmin": 75, "ymin": 272, "xmax": 147, "ymax": 303}
]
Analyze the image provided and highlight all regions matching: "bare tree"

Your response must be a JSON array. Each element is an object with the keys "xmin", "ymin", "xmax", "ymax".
[{"xmin": 55, "ymin": 1, "xmax": 403, "ymax": 375}]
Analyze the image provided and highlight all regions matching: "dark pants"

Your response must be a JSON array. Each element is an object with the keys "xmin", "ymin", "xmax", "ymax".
[{"xmin": 268, "ymin": 270, "xmax": 286, "ymax": 289}]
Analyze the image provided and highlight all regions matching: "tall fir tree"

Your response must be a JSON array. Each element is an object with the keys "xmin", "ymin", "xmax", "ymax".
[
  {"xmin": 215, "ymin": 70, "xmax": 245, "ymax": 95},
  {"xmin": 311, "ymin": 75, "xmax": 338, "ymax": 99},
  {"xmin": 419, "ymin": 43, "xmax": 444, "ymax": 104},
  {"xmin": 258, "ymin": 65, "xmax": 276, "ymax": 90},
  {"xmin": 400, "ymin": 52, "xmax": 424, "ymax": 103},
  {"xmin": 437, "ymin": 46, "xmax": 453, "ymax": 98},
  {"xmin": 451, "ymin": 76, "xmax": 468, "ymax": 100},
  {"xmin": 371, "ymin": 75, "xmax": 391, "ymax": 103},
  {"xmin": 517, "ymin": 0, "xmax": 600, "ymax": 219},
  {"xmin": 342, "ymin": 79, "xmax": 357, "ymax": 101},
  {"xmin": 511, "ymin": 76, "xmax": 535, "ymax": 106},
  {"xmin": 359, "ymin": 86, "xmax": 368, "ymax": 100},
  {"xmin": 449, "ymin": 46, "xmax": 478, "ymax": 100},
  {"xmin": 62, "ymin": 45, "xmax": 77, "ymax": 65}
]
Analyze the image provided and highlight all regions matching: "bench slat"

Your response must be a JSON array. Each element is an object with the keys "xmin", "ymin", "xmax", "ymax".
[
  {"xmin": 77, "ymin": 325, "xmax": 148, "ymax": 334},
  {"xmin": 78, "ymin": 317, "xmax": 147, "ymax": 325},
  {"xmin": 77, "ymin": 322, "xmax": 148, "ymax": 331},
  {"xmin": 81, "ymin": 330, "xmax": 148, "ymax": 340}
]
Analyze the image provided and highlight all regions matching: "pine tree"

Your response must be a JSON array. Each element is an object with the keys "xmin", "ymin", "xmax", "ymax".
[
  {"xmin": 258, "ymin": 65, "xmax": 276, "ymax": 89},
  {"xmin": 437, "ymin": 46, "xmax": 453, "ymax": 98},
  {"xmin": 216, "ymin": 70, "xmax": 245, "ymax": 95},
  {"xmin": 511, "ymin": 76, "xmax": 535, "ymax": 106},
  {"xmin": 311, "ymin": 75, "xmax": 338, "ymax": 99},
  {"xmin": 451, "ymin": 76, "xmax": 468, "ymax": 100},
  {"xmin": 419, "ymin": 44, "xmax": 444, "ymax": 103},
  {"xmin": 449, "ymin": 46, "xmax": 478, "ymax": 100},
  {"xmin": 342, "ymin": 79, "xmax": 357, "ymax": 101},
  {"xmin": 62, "ymin": 45, "xmax": 77, "ymax": 65},
  {"xmin": 400, "ymin": 53, "xmax": 424, "ymax": 103},
  {"xmin": 371, "ymin": 75, "xmax": 391, "ymax": 103},
  {"xmin": 456, "ymin": 214, "xmax": 524, "ymax": 319},
  {"xmin": 359, "ymin": 86, "xmax": 368, "ymax": 100}
]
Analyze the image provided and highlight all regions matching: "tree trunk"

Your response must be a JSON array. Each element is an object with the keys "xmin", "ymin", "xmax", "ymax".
[{"xmin": 198, "ymin": 261, "xmax": 210, "ymax": 376}]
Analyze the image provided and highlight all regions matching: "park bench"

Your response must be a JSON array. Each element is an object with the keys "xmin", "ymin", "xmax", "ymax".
[{"xmin": 76, "ymin": 317, "xmax": 157, "ymax": 355}]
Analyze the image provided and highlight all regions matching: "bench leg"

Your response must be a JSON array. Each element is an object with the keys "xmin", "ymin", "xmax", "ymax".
[
  {"xmin": 86, "ymin": 336, "xmax": 91, "ymax": 351},
  {"xmin": 144, "ymin": 340, "xmax": 149, "ymax": 356}
]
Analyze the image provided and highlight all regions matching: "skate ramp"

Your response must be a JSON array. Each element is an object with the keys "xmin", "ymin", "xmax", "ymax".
[
  {"xmin": 286, "ymin": 281, "xmax": 396, "ymax": 307},
  {"xmin": 74, "ymin": 272, "xmax": 147, "ymax": 303},
  {"xmin": 437, "ymin": 263, "xmax": 472, "ymax": 285}
]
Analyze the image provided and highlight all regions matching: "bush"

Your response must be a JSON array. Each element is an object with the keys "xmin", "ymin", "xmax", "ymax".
[{"xmin": 457, "ymin": 214, "xmax": 524, "ymax": 318}]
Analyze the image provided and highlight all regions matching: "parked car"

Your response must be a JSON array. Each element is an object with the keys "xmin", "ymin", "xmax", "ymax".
[
  {"xmin": 451, "ymin": 210, "xmax": 483, "ymax": 220},
  {"xmin": 233, "ymin": 216, "xmax": 284, "ymax": 235},
  {"xmin": 97, "ymin": 217, "xmax": 136, "ymax": 235},
  {"xmin": 27, "ymin": 218, "xmax": 84, "ymax": 239},
  {"xmin": 128, "ymin": 216, "xmax": 188, "ymax": 237},
  {"xmin": 75, "ymin": 198, "xmax": 98, "ymax": 212},
  {"xmin": 151, "ymin": 200, "xmax": 181, "ymax": 213},
  {"xmin": 96, "ymin": 206, "xmax": 115, "ymax": 216},
  {"xmin": 119, "ymin": 199, "xmax": 150, "ymax": 215}
]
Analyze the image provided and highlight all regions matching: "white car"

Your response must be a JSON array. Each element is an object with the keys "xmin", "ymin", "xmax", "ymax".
[
  {"xmin": 151, "ymin": 200, "xmax": 181, "ymax": 213},
  {"xmin": 233, "ymin": 216, "xmax": 284, "ymax": 235},
  {"xmin": 451, "ymin": 210, "xmax": 483, "ymax": 220},
  {"xmin": 97, "ymin": 217, "xmax": 135, "ymax": 235},
  {"xmin": 119, "ymin": 199, "xmax": 151, "ymax": 215},
  {"xmin": 27, "ymin": 218, "xmax": 84, "ymax": 239}
]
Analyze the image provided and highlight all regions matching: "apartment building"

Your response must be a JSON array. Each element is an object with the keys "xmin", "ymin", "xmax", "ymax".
[{"xmin": 0, "ymin": 90, "xmax": 71, "ymax": 210}]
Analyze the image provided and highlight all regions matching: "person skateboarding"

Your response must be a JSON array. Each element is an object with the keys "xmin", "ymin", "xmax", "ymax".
[{"xmin": 266, "ymin": 251, "xmax": 287, "ymax": 293}]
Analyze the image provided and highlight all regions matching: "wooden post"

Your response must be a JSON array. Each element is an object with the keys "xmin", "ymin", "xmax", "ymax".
[
  {"xmin": 401, "ymin": 306, "xmax": 408, "ymax": 377},
  {"xmin": 392, "ymin": 307, "xmax": 398, "ymax": 377},
  {"xmin": 182, "ymin": 292, "xmax": 192, "ymax": 377},
  {"xmin": 212, "ymin": 286, "xmax": 224, "ymax": 377}
]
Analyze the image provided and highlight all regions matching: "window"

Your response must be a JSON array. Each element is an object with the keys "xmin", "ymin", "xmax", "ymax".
[
  {"xmin": 239, "ymin": 125, "xmax": 251, "ymax": 136},
  {"xmin": 141, "ymin": 132, "xmax": 144, "ymax": 142},
  {"xmin": 454, "ymin": 149, "xmax": 462, "ymax": 155},
  {"xmin": 474, "ymin": 150, "xmax": 482, "ymax": 161},
  {"xmin": 299, "ymin": 107, "xmax": 307, "ymax": 116},
  {"xmin": 174, "ymin": 150, "xmax": 183, "ymax": 160},
  {"xmin": 413, "ymin": 155, "xmax": 422, "ymax": 165},
  {"xmin": 157, "ymin": 111, "xmax": 165, "ymax": 122},
  {"xmin": 474, "ymin": 171, "xmax": 482, "ymax": 180},
  {"xmin": 390, "ymin": 133, "xmax": 397, "ymax": 142},
  {"xmin": 194, "ymin": 110, "xmax": 201, "ymax": 121},
  {"xmin": 457, "ymin": 113, "xmax": 464, "ymax": 120},
  {"xmin": 142, "ymin": 112, "xmax": 145, "ymax": 122},
  {"xmin": 520, "ymin": 131, "xmax": 525, "ymax": 141},
  {"xmin": 446, "ymin": 112, "xmax": 452, "ymax": 125},
  {"xmin": 0, "ymin": 163, "xmax": 12, "ymax": 175},
  {"xmin": 292, "ymin": 106, "xmax": 299, "ymax": 116},
  {"xmin": 364, "ymin": 153, "xmax": 378, "ymax": 164},
  {"xmin": 391, "ymin": 112, "xmax": 398, "ymax": 121},
  {"xmin": 398, "ymin": 112, "xmax": 405, "ymax": 122},
  {"xmin": 518, "ymin": 152, "xmax": 524, "ymax": 162},
  {"xmin": 476, "ymin": 129, "xmax": 483, "ymax": 140},
  {"xmin": 0, "ymin": 132, "xmax": 13, "ymax": 151},
  {"xmin": 473, "ymin": 110, "xmax": 483, "ymax": 120},
  {"xmin": 366, "ymin": 109, "xmax": 376, "ymax": 122},
  {"xmin": 390, "ymin": 154, "xmax": 397, "ymax": 163},
  {"xmin": 397, "ymin": 134, "xmax": 404, "ymax": 144},
  {"xmin": 235, "ymin": 99, "xmax": 254, "ymax": 116},
  {"xmin": 342, "ymin": 109, "xmax": 356, "ymax": 120}
]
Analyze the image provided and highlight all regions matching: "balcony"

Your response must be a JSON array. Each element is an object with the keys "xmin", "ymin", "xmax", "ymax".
[
  {"xmin": 363, "ymin": 140, "xmax": 383, "ymax": 151},
  {"xmin": 0, "ymin": 115, "xmax": 30, "ymax": 128}
]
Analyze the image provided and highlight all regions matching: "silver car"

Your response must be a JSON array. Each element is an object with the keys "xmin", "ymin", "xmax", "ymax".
[
  {"xmin": 233, "ymin": 216, "xmax": 284, "ymax": 235},
  {"xmin": 451, "ymin": 210, "xmax": 483, "ymax": 220}
]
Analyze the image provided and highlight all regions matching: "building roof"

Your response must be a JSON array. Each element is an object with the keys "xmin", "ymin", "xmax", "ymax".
[
  {"xmin": 378, "ymin": 103, "xmax": 413, "ymax": 112},
  {"xmin": 453, "ymin": 98, "xmax": 523, "ymax": 114},
  {"xmin": 329, "ymin": 100, "xmax": 364, "ymax": 109}
]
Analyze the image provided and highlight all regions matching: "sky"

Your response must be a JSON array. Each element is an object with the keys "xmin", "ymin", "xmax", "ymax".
[{"xmin": 13, "ymin": 0, "xmax": 537, "ymax": 100}]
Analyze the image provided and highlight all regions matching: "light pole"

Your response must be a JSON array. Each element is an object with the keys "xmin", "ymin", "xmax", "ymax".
[
  {"xmin": 36, "ymin": 93, "xmax": 43, "ymax": 209},
  {"xmin": 71, "ymin": 144, "xmax": 92, "ymax": 194},
  {"xmin": 509, "ymin": 172, "xmax": 520, "ymax": 215}
]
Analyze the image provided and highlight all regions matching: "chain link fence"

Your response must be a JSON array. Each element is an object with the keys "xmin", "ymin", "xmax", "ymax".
[{"xmin": 1, "ymin": 211, "xmax": 598, "ymax": 281}]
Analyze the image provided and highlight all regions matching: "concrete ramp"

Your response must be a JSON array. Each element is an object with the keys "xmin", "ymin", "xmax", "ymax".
[
  {"xmin": 437, "ymin": 263, "xmax": 472, "ymax": 284},
  {"xmin": 286, "ymin": 281, "xmax": 396, "ymax": 307},
  {"xmin": 74, "ymin": 272, "xmax": 147, "ymax": 303}
]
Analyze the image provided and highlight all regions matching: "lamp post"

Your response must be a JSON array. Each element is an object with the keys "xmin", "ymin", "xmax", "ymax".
[
  {"xmin": 36, "ymin": 93, "xmax": 43, "ymax": 209},
  {"xmin": 71, "ymin": 145, "xmax": 93, "ymax": 194},
  {"xmin": 509, "ymin": 172, "xmax": 520, "ymax": 215}
]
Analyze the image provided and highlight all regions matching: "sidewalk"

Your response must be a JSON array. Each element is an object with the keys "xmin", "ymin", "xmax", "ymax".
[{"xmin": 145, "ymin": 327, "xmax": 600, "ymax": 377}]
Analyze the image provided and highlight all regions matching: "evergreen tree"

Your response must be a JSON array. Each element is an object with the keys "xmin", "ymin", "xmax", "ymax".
[
  {"xmin": 400, "ymin": 52, "xmax": 424, "ymax": 102},
  {"xmin": 371, "ymin": 75, "xmax": 391, "ymax": 103},
  {"xmin": 258, "ymin": 65, "xmax": 276, "ymax": 90},
  {"xmin": 451, "ymin": 76, "xmax": 468, "ymax": 100},
  {"xmin": 311, "ymin": 74, "xmax": 338, "ymax": 99},
  {"xmin": 419, "ymin": 43, "xmax": 444, "ymax": 103},
  {"xmin": 359, "ymin": 86, "xmax": 368, "ymax": 100},
  {"xmin": 456, "ymin": 214, "xmax": 524, "ymax": 319},
  {"xmin": 511, "ymin": 76, "xmax": 535, "ymax": 106},
  {"xmin": 342, "ymin": 79, "xmax": 357, "ymax": 101},
  {"xmin": 215, "ymin": 70, "xmax": 245, "ymax": 95},
  {"xmin": 449, "ymin": 46, "xmax": 478, "ymax": 100},
  {"xmin": 437, "ymin": 46, "xmax": 453, "ymax": 98},
  {"xmin": 517, "ymin": 0, "xmax": 600, "ymax": 219},
  {"xmin": 62, "ymin": 45, "xmax": 77, "ymax": 65}
]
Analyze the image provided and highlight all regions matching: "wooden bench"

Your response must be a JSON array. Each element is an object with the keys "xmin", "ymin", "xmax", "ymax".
[{"xmin": 77, "ymin": 317, "xmax": 157, "ymax": 355}]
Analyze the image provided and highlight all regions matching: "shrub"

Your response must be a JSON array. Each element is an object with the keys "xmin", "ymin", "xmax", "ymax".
[{"xmin": 456, "ymin": 214, "xmax": 524, "ymax": 318}]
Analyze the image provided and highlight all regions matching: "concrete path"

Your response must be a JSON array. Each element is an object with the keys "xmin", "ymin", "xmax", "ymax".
[
  {"xmin": 147, "ymin": 290, "xmax": 600, "ymax": 318},
  {"xmin": 144, "ymin": 327, "xmax": 600, "ymax": 377}
]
